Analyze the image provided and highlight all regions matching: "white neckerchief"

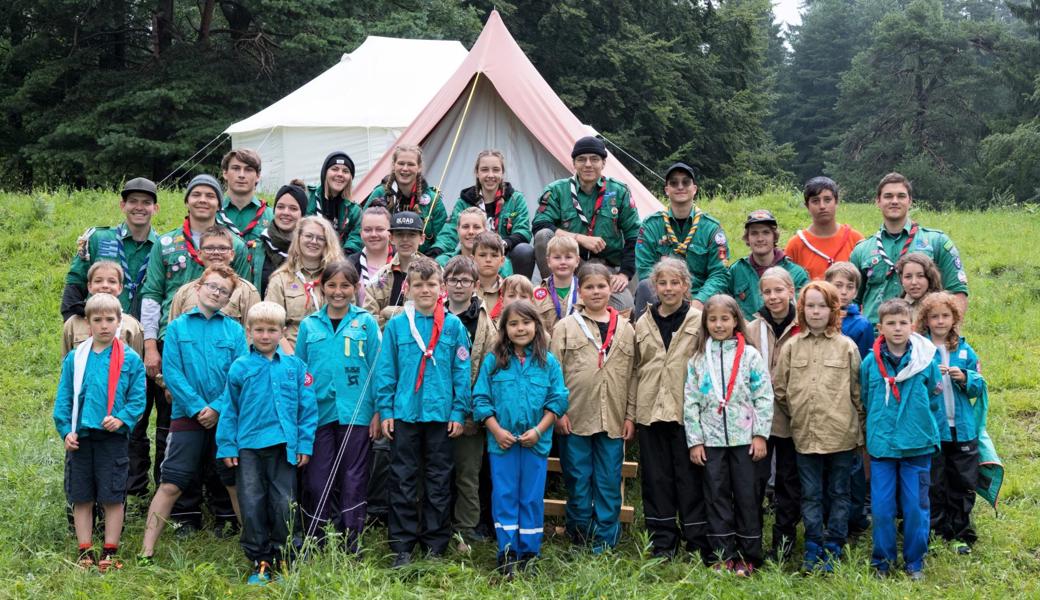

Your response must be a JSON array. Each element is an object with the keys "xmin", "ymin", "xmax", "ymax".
[
  {"xmin": 404, "ymin": 301, "xmax": 436, "ymax": 366},
  {"xmin": 937, "ymin": 344, "xmax": 956, "ymax": 426},
  {"xmin": 71, "ymin": 326, "xmax": 121, "ymax": 434},
  {"xmin": 883, "ymin": 332, "xmax": 937, "ymax": 405},
  {"xmin": 295, "ymin": 270, "xmax": 321, "ymax": 309}
]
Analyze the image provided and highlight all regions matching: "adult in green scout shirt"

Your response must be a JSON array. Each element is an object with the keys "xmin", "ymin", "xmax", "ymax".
[
  {"xmin": 728, "ymin": 209, "xmax": 810, "ymax": 320},
  {"xmin": 633, "ymin": 162, "xmax": 730, "ymax": 319},
  {"xmin": 62, "ymin": 177, "xmax": 160, "ymax": 321},
  {"xmin": 848, "ymin": 172, "xmax": 968, "ymax": 324},
  {"xmin": 217, "ymin": 149, "xmax": 272, "ymax": 290},
  {"xmin": 429, "ymin": 149, "xmax": 535, "ymax": 277},
  {"xmin": 363, "ymin": 144, "xmax": 447, "ymax": 257},
  {"xmin": 532, "ymin": 136, "xmax": 641, "ymax": 311},
  {"xmin": 257, "ymin": 180, "xmax": 306, "ymax": 298},
  {"xmin": 306, "ymin": 150, "xmax": 364, "ymax": 255}
]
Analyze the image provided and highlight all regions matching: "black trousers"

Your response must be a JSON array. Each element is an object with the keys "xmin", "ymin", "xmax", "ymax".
[
  {"xmin": 704, "ymin": 445, "xmax": 766, "ymax": 566},
  {"xmin": 237, "ymin": 445, "xmax": 298, "ymax": 564},
  {"xmin": 761, "ymin": 435, "xmax": 801, "ymax": 555},
  {"xmin": 930, "ymin": 430, "xmax": 978, "ymax": 544},
  {"xmin": 367, "ymin": 437, "xmax": 391, "ymax": 524},
  {"xmin": 127, "ymin": 375, "xmax": 170, "ymax": 497},
  {"xmin": 638, "ymin": 423, "xmax": 710, "ymax": 561},
  {"xmin": 388, "ymin": 421, "xmax": 454, "ymax": 554}
]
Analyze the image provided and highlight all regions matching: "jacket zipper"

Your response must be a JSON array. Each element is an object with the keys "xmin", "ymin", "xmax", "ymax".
[{"xmin": 720, "ymin": 342, "xmax": 729, "ymax": 446}]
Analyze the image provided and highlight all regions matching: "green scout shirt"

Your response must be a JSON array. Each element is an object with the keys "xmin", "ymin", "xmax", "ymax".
[
  {"xmin": 532, "ymin": 176, "xmax": 641, "ymax": 275},
  {"xmin": 636, "ymin": 208, "xmax": 731, "ymax": 304},
  {"xmin": 849, "ymin": 220, "xmax": 968, "ymax": 324},
  {"xmin": 305, "ymin": 185, "xmax": 364, "ymax": 254},
  {"xmin": 363, "ymin": 181, "xmax": 447, "ymax": 256},
  {"xmin": 65, "ymin": 223, "xmax": 159, "ymax": 319},
  {"xmin": 728, "ymin": 255, "xmax": 810, "ymax": 320},
  {"xmin": 430, "ymin": 185, "xmax": 532, "ymax": 256},
  {"xmin": 218, "ymin": 195, "xmax": 273, "ymax": 290},
  {"xmin": 140, "ymin": 225, "xmax": 251, "ymax": 339}
]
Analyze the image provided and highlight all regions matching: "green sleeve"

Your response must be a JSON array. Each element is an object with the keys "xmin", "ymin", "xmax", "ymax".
[
  {"xmin": 432, "ymin": 200, "xmax": 464, "ymax": 255},
  {"xmin": 362, "ymin": 185, "xmax": 385, "ymax": 209},
  {"xmin": 790, "ymin": 263, "xmax": 810, "ymax": 298},
  {"xmin": 696, "ymin": 223, "xmax": 731, "ymax": 303},
  {"xmin": 848, "ymin": 242, "xmax": 869, "ymax": 305},
  {"xmin": 65, "ymin": 244, "xmax": 93, "ymax": 288},
  {"xmin": 140, "ymin": 241, "xmax": 167, "ymax": 303},
  {"xmin": 423, "ymin": 193, "xmax": 448, "ymax": 250},
  {"xmin": 635, "ymin": 218, "xmax": 660, "ymax": 280},
  {"xmin": 342, "ymin": 201, "xmax": 364, "ymax": 254},
  {"xmin": 507, "ymin": 192, "xmax": 532, "ymax": 243},
  {"xmin": 231, "ymin": 237, "xmax": 250, "ymax": 280},
  {"xmin": 304, "ymin": 186, "xmax": 320, "ymax": 215},
  {"xmin": 934, "ymin": 234, "xmax": 968, "ymax": 295},
  {"xmin": 617, "ymin": 186, "xmax": 641, "ymax": 242},
  {"xmin": 531, "ymin": 184, "xmax": 562, "ymax": 230}
]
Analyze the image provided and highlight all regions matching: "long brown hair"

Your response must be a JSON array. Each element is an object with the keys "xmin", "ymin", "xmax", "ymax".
[
  {"xmin": 491, "ymin": 301, "xmax": 549, "ymax": 374},
  {"xmin": 691, "ymin": 294, "xmax": 749, "ymax": 360},
  {"xmin": 915, "ymin": 291, "xmax": 963, "ymax": 351},
  {"xmin": 474, "ymin": 149, "xmax": 506, "ymax": 195}
]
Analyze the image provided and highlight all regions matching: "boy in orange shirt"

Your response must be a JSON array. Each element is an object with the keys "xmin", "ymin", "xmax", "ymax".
[{"xmin": 784, "ymin": 177, "xmax": 864, "ymax": 281}]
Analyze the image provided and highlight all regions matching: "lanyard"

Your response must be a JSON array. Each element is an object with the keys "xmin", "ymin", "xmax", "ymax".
[
  {"xmin": 405, "ymin": 299, "xmax": 445, "ymax": 392},
  {"xmin": 295, "ymin": 271, "xmax": 321, "ymax": 310},
  {"xmin": 549, "ymin": 275, "xmax": 578, "ymax": 319},
  {"xmin": 796, "ymin": 224, "xmax": 852, "ymax": 265},
  {"xmin": 114, "ymin": 224, "xmax": 149, "ymax": 301},
  {"xmin": 663, "ymin": 210, "xmax": 702, "ymax": 256},
  {"xmin": 704, "ymin": 334, "xmax": 746, "ymax": 414},
  {"xmin": 572, "ymin": 308, "xmax": 619, "ymax": 368},
  {"xmin": 874, "ymin": 222, "xmax": 919, "ymax": 276},
  {"xmin": 181, "ymin": 218, "xmax": 205, "ymax": 266},
  {"xmin": 217, "ymin": 200, "xmax": 267, "ymax": 238},
  {"xmin": 569, "ymin": 177, "xmax": 607, "ymax": 236}
]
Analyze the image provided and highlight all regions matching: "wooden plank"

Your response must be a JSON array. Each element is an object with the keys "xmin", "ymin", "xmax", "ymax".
[
  {"xmin": 547, "ymin": 457, "xmax": 638, "ymax": 478},
  {"xmin": 543, "ymin": 499, "xmax": 635, "ymax": 523}
]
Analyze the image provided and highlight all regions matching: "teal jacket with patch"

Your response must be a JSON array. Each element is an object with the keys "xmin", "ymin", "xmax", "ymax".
[
  {"xmin": 931, "ymin": 337, "xmax": 986, "ymax": 443},
  {"xmin": 306, "ymin": 186, "xmax": 364, "ymax": 254},
  {"xmin": 162, "ymin": 308, "xmax": 248, "ymax": 420},
  {"xmin": 636, "ymin": 208, "xmax": 730, "ymax": 303},
  {"xmin": 53, "ymin": 345, "xmax": 147, "ymax": 440}
]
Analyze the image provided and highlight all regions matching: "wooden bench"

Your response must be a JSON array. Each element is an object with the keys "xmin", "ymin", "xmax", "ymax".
[{"xmin": 543, "ymin": 456, "xmax": 639, "ymax": 523}]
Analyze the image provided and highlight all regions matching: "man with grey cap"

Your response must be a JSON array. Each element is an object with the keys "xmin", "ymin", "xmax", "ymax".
[
  {"xmin": 138, "ymin": 173, "xmax": 250, "ymax": 532},
  {"xmin": 532, "ymin": 136, "xmax": 641, "ymax": 310},
  {"xmin": 632, "ymin": 162, "xmax": 730, "ymax": 319}
]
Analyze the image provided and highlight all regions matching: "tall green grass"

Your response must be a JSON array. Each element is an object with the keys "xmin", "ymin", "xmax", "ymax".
[{"xmin": 0, "ymin": 189, "xmax": 1037, "ymax": 598}]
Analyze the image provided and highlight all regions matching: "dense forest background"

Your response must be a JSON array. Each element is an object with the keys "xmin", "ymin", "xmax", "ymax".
[{"xmin": 0, "ymin": 0, "xmax": 1037, "ymax": 206}]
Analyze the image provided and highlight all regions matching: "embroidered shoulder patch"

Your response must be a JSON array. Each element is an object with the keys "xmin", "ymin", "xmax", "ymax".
[
  {"xmin": 534, "ymin": 288, "xmax": 548, "ymax": 300},
  {"xmin": 714, "ymin": 231, "xmax": 727, "ymax": 246},
  {"xmin": 457, "ymin": 346, "xmax": 470, "ymax": 361},
  {"xmin": 304, "ymin": 373, "xmax": 314, "ymax": 387}
]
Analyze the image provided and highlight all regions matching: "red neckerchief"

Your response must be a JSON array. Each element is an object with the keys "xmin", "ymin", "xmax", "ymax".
[
  {"xmin": 490, "ymin": 288, "xmax": 504, "ymax": 320},
  {"xmin": 596, "ymin": 307, "xmax": 619, "ymax": 367},
  {"xmin": 181, "ymin": 218, "xmax": 205, "ymax": 266},
  {"xmin": 872, "ymin": 336, "xmax": 901, "ymax": 402},
  {"xmin": 586, "ymin": 182, "xmax": 608, "ymax": 236},
  {"xmin": 239, "ymin": 201, "xmax": 268, "ymax": 237},
  {"xmin": 716, "ymin": 333, "xmax": 746, "ymax": 414},
  {"xmin": 106, "ymin": 338, "xmax": 125, "ymax": 416},
  {"xmin": 405, "ymin": 181, "xmax": 419, "ymax": 211},
  {"xmin": 415, "ymin": 297, "xmax": 446, "ymax": 392},
  {"xmin": 488, "ymin": 187, "xmax": 504, "ymax": 229}
]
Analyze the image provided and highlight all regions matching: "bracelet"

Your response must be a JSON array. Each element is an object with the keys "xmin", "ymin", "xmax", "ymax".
[{"xmin": 532, "ymin": 428, "xmax": 542, "ymax": 439}]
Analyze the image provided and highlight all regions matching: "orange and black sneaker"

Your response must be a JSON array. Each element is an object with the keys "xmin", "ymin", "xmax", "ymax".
[
  {"xmin": 98, "ymin": 545, "xmax": 123, "ymax": 573},
  {"xmin": 76, "ymin": 544, "xmax": 95, "ymax": 570}
]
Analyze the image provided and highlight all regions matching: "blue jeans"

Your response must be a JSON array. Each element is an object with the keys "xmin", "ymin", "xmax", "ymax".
[
  {"xmin": 558, "ymin": 432, "xmax": 624, "ymax": 549},
  {"xmin": 797, "ymin": 450, "xmax": 854, "ymax": 546},
  {"xmin": 236, "ymin": 444, "xmax": 299, "ymax": 564},
  {"xmin": 870, "ymin": 454, "xmax": 931, "ymax": 573}
]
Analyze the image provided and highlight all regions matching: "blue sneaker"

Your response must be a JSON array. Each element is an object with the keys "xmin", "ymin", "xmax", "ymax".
[
  {"xmin": 821, "ymin": 542, "xmax": 843, "ymax": 573},
  {"xmin": 802, "ymin": 541, "xmax": 822, "ymax": 573},
  {"xmin": 247, "ymin": 561, "xmax": 272, "ymax": 585}
]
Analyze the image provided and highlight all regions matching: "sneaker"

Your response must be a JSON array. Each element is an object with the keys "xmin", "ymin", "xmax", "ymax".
[
  {"xmin": 247, "ymin": 561, "xmax": 272, "ymax": 585},
  {"xmin": 518, "ymin": 553, "xmax": 537, "ymax": 572},
  {"xmin": 174, "ymin": 522, "xmax": 200, "ymax": 540},
  {"xmin": 907, "ymin": 569, "xmax": 925, "ymax": 582},
  {"xmin": 496, "ymin": 553, "xmax": 517, "ymax": 581},
  {"xmin": 873, "ymin": 567, "xmax": 890, "ymax": 579},
  {"xmin": 952, "ymin": 541, "xmax": 972, "ymax": 555},
  {"xmin": 136, "ymin": 555, "xmax": 155, "ymax": 567},
  {"xmin": 76, "ymin": 549, "xmax": 96, "ymax": 570},
  {"xmin": 733, "ymin": 561, "xmax": 754, "ymax": 577},
  {"xmin": 391, "ymin": 552, "xmax": 412, "ymax": 569},
  {"xmin": 98, "ymin": 554, "xmax": 124, "ymax": 573},
  {"xmin": 711, "ymin": 560, "xmax": 734, "ymax": 574},
  {"xmin": 212, "ymin": 522, "xmax": 240, "ymax": 539}
]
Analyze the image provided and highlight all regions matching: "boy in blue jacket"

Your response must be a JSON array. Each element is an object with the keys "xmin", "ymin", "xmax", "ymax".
[
  {"xmin": 54, "ymin": 293, "xmax": 147, "ymax": 571},
  {"xmin": 860, "ymin": 298, "xmax": 942, "ymax": 580},
  {"xmin": 217, "ymin": 301, "xmax": 317, "ymax": 584},
  {"xmin": 140, "ymin": 264, "xmax": 248, "ymax": 562},
  {"xmin": 374, "ymin": 257, "xmax": 471, "ymax": 568}
]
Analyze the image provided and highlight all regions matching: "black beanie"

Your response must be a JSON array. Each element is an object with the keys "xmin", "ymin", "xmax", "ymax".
[
  {"xmin": 320, "ymin": 150, "xmax": 355, "ymax": 182},
  {"xmin": 571, "ymin": 136, "xmax": 607, "ymax": 159},
  {"xmin": 274, "ymin": 184, "xmax": 308, "ymax": 214}
]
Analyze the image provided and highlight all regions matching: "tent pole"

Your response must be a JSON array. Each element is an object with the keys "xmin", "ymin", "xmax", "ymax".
[{"xmin": 423, "ymin": 73, "xmax": 482, "ymax": 238}]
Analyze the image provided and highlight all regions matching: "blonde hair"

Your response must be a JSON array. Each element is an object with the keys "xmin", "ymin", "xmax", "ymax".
[
  {"xmin": 915, "ymin": 291, "xmax": 963, "ymax": 351},
  {"xmin": 274, "ymin": 215, "xmax": 344, "ymax": 277},
  {"xmin": 85, "ymin": 293, "xmax": 122, "ymax": 319},
  {"xmin": 247, "ymin": 301, "xmax": 287, "ymax": 328},
  {"xmin": 458, "ymin": 206, "xmax": 488, "ymax": 227},
  {"xmin": 546, "ymin": 235, "xmax": 580, "ymax": 256},
  {"xmin": 796, "ymin": 280, "xmax": 842, "ymax": 335},
  {"xmin": 759, "ymin": 266, "xmax": 795, "ymax": 291},
  {"xmin": 87, "ymin": 260, "xmax": 124, "ymax": 283},
  {"xmin": 824, "ymin": 261, "xmax": 861, "ymax": 288},
  {"xmin": 651, "ymin": 256, "xmax": 691, "ymax": 287},
  {"xmin": 502, "ymin": 275, "xmax": 534, "ymax": 299}
]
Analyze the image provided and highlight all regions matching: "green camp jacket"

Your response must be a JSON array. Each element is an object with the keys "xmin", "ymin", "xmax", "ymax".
[
  {"xmin": 218, "ymin": 196, "xmax": 273, "ymax": 290},
  {"xmin": 305, "ymin": 186, "xmax": 364, "ymax": 254},
  {"xmin": 532, "ymin": 176, "xmax": 641, "ymax": 276},
  {"xmin": 363, "ymin": 181, "xmax": 447, "ymax": 256},
  {"xmin": 139, "ymin": 226, "xmax": 251, "ymax": 339},
  {"xmin": 848, "ymin": 220, "xmax": 968, "ymax": 324},
  {"xmin": 728, "ymin": 255, "xmax": 810, "ymax": 320},
  {"xmin": 431, "ymin": 184, "xmax": 532, "ymax": 256},
  {"xmin": 66, "ymin": 223, "xmax": 159, "ymax": 318},
  {"xmin": 636, "ymin": 208, "xmax": 730, "ymax": 303}
]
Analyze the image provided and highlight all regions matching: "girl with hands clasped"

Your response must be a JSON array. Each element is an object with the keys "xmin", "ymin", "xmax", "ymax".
[
  {"xmin": 472, "ymin": 301, "xmax": 568, "ymax": 578},
  {"xmin": 684, "ymin": 294, "xmax": 773, "ymax": 576}
]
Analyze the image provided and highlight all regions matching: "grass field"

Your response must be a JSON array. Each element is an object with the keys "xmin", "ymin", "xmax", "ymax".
[{"xmin": 0, "ymin": 188, "xmax": 1037, "ymax": 598}]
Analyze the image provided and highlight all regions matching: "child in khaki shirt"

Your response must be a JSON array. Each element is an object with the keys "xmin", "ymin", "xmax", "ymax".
[
  {"xmin": 773, "ymin": 281, "xmax": 863, "ymax": 572},
  {"xmin": 533, "ymin": 236, "xmax": 581, "ymax": 336},
  {"xmin": 167, "ymin": 226, "xmax": 260, "ymax": 324},
  {"xmin": 549, "ymin": 263, "xmax": 635, "ymax": 552},
  {"xmin": 473, "ymin": 231, "xmax": 508, "ymax": 320},
  {"xmin": 62, "ymin": 261, "xmax": 144, "ymax": 357}
]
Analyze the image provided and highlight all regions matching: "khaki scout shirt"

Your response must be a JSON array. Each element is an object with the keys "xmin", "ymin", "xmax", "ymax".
[
  {"xmin": 168, "ymin": 275, "xmax": 260, "ymax": 325},
  {"xmin": 773, "ymin": 330, "xmax": 864, "ymax": 454},
  {"xmin": 479, "ymin": 275, "xmax": 504, "ymax": 318},
  {"xmin": 631, "ymin": 305, "xmax": 702, "ymax": 426},
  {"xmin": 465, "ymin": 299, "xmax": 498, "ymax": 386},
  {"xmin": 62, "ymin": 314, "xmax": 145, "ymax": 358},
  {"xmin": 264, "ymin": 268, "xmax": 324, "ymax": 347},
  {"xmin": 747, "ymin": 315, "xmax": 800, "ymax": 438},
  {"xmin": 533, "ymin": 277, "xmax": 581, "ymax": 339},
  {"xmin": 549, "ymin": 309, "xmax": 636, "ymax": 438},
  {"xmin": 362, "ymin": 254, "xmax": 423, "ymax": 328}
]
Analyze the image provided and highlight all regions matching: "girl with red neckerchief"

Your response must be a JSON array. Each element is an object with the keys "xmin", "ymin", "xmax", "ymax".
[{"xmin": 363, "ymin": 145, "xmax": 447, "ymax": 256}]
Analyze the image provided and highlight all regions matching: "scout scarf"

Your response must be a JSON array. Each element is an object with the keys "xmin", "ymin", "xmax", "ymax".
[
  {"xmin": 259, "ymin": 225, "xmax": 292, "ymax": 260},
  {"xmin": 181, "ymin": 218, "xmax": 205, "ymax": 266},
  {"xmin": 479, "ymin": 187, "xmax": 505, "ymax": 231},
  {"xmin": 872, "ymin": 332, "xmax": 936, "ymax": 405},
  {"xmin": 217, "ymin": 200, "xmax": 267, "ymax": 239},
  {"xmin": 71, "ymin": 336, "xmax": 125, "ymax": 434},
  {"xmin": 796, "ymin": 224, "xmax": 852, "ymax": 266},
  {"xmin": 404, "ymin": 298, "xmax": 445, "ymax": 392},
  {"xmin": 489, "ymin": 289, "xmax": 504, "ymax": 320},
  {"xmin": 114, "ymin": 223, "xmax": 150, "ymax": 301},
  {"xmin": 548, "ymin": 275, "xmax": 578, "ymax": 319},
  {"xmin": 295, "ymin": 270, "xmax": 321, "ymax": 309},
  {"xmin": 873, "ymin": 221, "xmax": 919, "ymax": 277},
  {"xmin": 705, "ymin": 334, "xmax": 746, "ymax": 415},
  {"xmin": 572, "ymin": 307, "xmax": 619, "ymax": 368},
  {"xmin": 358, "ymin": 246, "xmax": 393, "ymax": 290},
  {"xmin": 569, "ymin": 177, "xmax": 607, "ymax": 236},
  {"xmin": 663, "ymin": 210, "xmax": 702, "ymax": 256},
  {"xmin": 390, "ymin": 180, "xmax": 420, "ymax": 212}
]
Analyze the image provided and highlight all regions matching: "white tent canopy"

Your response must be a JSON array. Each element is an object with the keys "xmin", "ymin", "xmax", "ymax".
[{"xmin": 225, "ymin": 36, "xmax": 467, "ymax": 194}]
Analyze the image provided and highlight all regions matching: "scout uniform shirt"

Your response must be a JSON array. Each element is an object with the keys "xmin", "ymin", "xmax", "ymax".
[
  {"xmin": 533, "ymin": 276, "xmax": 580, "ymax": 336},
  {"xmin": 218, "ymin": 195, "xmax": 274, "ymax": 290},
  {"xmin": 364, "ymin": 180, "xmax": 447, "ymax": 256},
  {"xmin": 216, "ymin": 348, "xmax": 318, "ymax": 465},
  {"xmin": 168, "ymin": 275, "xmax": 261, "ymax": 324},
  {"xmin": 848, "ymin": 220, "xmax": 968, "ymax": 324},
  {"xmin": 53, "ymin": 343, "xmax": 147, "ymax": 439},
  {"xmin": 162, "ymin": 307, "xmax": 249, "ymax": 420},
  {"xmin": 295, "ymin": 304, "xmax": 382, "ymax": 428},
  {"xmin": 66, "ymin": 223, "xmax": 159, "ymax": 318},
  {"xmin": 479, "ymin": 275, "xmax": 507, "ymax": 322},
  {"xmin": 264, "ymin": 267, "xmax": 324, "ymax": 348},
  {"xmin": 362, "ymin": 254, "xmax": 425, "ymax": 328},
  {"xmin": 62, "ymin": 314, "xmax": 145, "ymax": 358},
  {"xmin": 746, "ymin": 311, "xmax": 800, "ymax": 438},
  {"xmin": 728, "ymin": 254, "xmax": 810, "ymax": 320},
  {"xmin": 450, "ymin": 296, "xmax": 498, "ymax": 385},
  {"xmin": 430, "ymin": 184, "xmax": 532, "ymax": 257},
  {"xmin": 773, "ymin": 330, "xmax": 864, "ymax": 455},
  {"xmin": 533, "ymin": 176, "xmax": 641, "ymax": 275},
  {"xmin": 631, "ymin": 304, "xmax": 702, "ymax": 426},
  {"xmin": 139, "ymin": 223, "xmax": 250, "ymax": 339},
  {"xmin": 783, "ymin": 224, "xmax": 865, "ymax": 281},
  {"xmin": 306, "ymin": 186, "xmax": 363, "ymax": 254},
  {"xmin": 635, "ymin": 208, "xmax": 730, "ymax": 303},
  {"xmin": 549, "ymin": 308, "xmax": 636, "ymax": 438}
]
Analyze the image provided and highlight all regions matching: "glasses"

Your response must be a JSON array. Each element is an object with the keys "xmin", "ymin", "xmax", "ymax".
[
  {"xmin": 201, "ymin": 245, "xmax": 232, "ymax": 254},
  {"xmin": 301, "ymin": 233, "xmax": 326, "ymax": 244},
  {"xmin": 202, "ymin": 282, "xmax": 232, "ymax": 298},
  {"xmin": 667, "ymin": 178, "xmax": 695, "ymax": 188},
  {"xmin": 446, "ymin": 277, "xmax": 476, "ymax": 288}
]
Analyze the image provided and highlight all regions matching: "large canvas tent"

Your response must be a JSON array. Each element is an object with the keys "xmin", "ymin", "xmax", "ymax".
[
  {"xmin": 225, "ymin": 36, "xmax": 467, "ymax": 194},
  {"xmin": 355, "ymin": 11, "xmax": 664, "ymax": 218}
]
